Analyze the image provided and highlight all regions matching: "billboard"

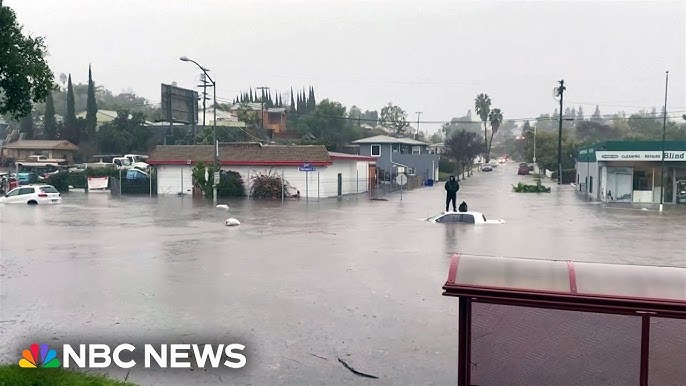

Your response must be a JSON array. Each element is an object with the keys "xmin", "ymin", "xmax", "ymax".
[{"xmin": 161, "ymin": 84, "xmax": 198, "ymax": 124}]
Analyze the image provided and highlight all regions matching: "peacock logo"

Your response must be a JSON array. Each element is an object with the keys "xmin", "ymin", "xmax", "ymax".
[{"xmin": 18, "ymin": 343, "xmax": 61, "ymax": 368}]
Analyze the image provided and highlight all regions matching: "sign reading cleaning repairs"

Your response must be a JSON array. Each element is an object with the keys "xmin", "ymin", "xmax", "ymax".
[{"xmin": 596, "ymin": 151, "xmax": 686, "ymax": 161}]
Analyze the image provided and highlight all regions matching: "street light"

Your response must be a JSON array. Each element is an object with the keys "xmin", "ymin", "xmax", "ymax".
[
  {"xmin": 659, "ymin": 70, "xmax": 669, "ymax": 212},
  {"xmin": 179, "ymin": 56, "xmax": 218, "ymax": 202}
]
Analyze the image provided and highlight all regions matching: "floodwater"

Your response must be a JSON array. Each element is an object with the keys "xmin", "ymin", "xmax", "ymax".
[{"xmin": 1, "ymin": 162, "xmax": 684, "ymax": 385}]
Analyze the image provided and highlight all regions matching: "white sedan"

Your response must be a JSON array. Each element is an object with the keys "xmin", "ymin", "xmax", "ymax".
[
  {"xmin": 425, "ymin": 211, "xmax": 505, "ymax": 224},
  {"xmin": 0, "ymin": 184, "xmax": 62, "ymax": 205}
]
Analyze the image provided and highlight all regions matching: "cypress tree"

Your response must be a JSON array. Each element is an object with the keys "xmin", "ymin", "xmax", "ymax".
[
  {"xmin": 249, "ymin": 88, "xmax": 254, "ymax": 102},
  {"xmin": 308, "ymin": 87, "xmax": 316, "ymax": 110},
  {"xmin": 290, "ymin": 88, "xmax": 296, "ymax": 113},
  {"xmin": 85, "ymin": 64, "xmax": 98, "ymax": 138},
  {"xmin": 63, "ymin": 74, "xmax": 79, "ymax": 143},
  {"xmin": 44, "ymin": 91, "xmax": 58, "ymax": 139}
]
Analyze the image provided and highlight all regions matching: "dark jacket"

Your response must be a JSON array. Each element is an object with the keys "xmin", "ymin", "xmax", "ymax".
[{"xmin": 444, "ymin": 178, "xmax": 459, "ymax": 194}]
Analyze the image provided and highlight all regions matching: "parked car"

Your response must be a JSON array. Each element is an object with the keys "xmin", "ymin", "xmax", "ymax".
[
  {"xmin": 518, "ymin": 164, "xmax": 530, "ymax": 175},
  {"xmin": 481, "ymin": 164, "xmax": 493, "ymax": 172},
  {"xmin": 0, "ymin": 184, "xmax": 62, "ymax": 205},
  {"xmin": 425, "ymin": 211, "xmax": 505, "ymax": 224}
]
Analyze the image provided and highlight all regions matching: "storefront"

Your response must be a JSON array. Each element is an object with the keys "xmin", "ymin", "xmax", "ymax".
[{"xmin": 576, "ymin": 141, "xmax": 686, "ymax": 204}]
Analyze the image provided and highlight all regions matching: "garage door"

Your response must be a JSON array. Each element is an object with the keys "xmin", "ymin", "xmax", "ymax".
[{"xmin": 157, "ymin": 166, "xmax": 193, "ymax": 195}]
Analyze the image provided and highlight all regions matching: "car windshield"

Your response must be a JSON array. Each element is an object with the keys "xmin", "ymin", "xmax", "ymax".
[{"xmin": 40, "ymin": 186, "xmax": 59, "ymax": 193}]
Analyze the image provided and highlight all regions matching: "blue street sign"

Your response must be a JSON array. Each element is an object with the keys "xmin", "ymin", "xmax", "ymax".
[{"xmin": 299, "ymin": 163, "xmax": 316, "ymax": 172}]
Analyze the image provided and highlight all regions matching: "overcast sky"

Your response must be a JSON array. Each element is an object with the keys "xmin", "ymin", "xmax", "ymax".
[{"xmin": 7, "ymin": 0, "xmax": 686, "ymax": 132}]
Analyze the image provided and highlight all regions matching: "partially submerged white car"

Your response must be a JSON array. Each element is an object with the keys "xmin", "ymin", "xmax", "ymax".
[{"xmin": 425, "ymin": 211, "xmax": 505, "ymax": 224}]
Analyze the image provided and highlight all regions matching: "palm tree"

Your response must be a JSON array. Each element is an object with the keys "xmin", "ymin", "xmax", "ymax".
[
  {"xmin": 474, "ymin": 93, "xmax": 491, "ymax": 161},
  {"xmin": 487, "ymin": 108, "xmax": 503, "ymax": 163}
]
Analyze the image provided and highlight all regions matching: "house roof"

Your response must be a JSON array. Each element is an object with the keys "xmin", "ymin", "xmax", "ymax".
[
  {"xmin": 76, "ymin": 110, "xmax": 119, "ymax": 119},
  {"xmin": 328, "ymin": 151, "xmax": 376, "ymax": 161},
  {"xmin": 2, "ymin": 140, "xmax": 79, "ymax": 151},
  {"xmin": 147, "ymin": 143, "xmax": 332, "ymax": 166},
  {"xmin": 351, "ymin": 135, "xmax": 428, "ymax": 146}
]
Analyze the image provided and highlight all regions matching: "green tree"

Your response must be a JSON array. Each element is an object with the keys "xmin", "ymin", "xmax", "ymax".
[
  {"xmin": 429, "ymin": 132, "xmax": 443, "ymax": 144},
  {"xmin": 0, "ymin": 2, "xmax": 55, "ymax": 120},
  {"xmin": 96, "ymin": 110, "xmax": 150, "ymax": 153},
  {"xmin": 19, "ymin": 112, "xmax": 34, "ymax": 139},
  {"xmin": 236, "ymin": 103, "xmax": 259, "ymax": 125},
  {"xmin": 445, "ymin": 129, "xmax": 486, "ymax": 179},
  {"xmin": 591, "ymin": 105, "xmax": 603, "ymax": 124},
  {"xmin": 43, "ymin": 90, "xmax": 58, "ymax": 139},
  {"xmin": 486, "ymin": 108, "xmax": 503, "ymax": 162},
  {"xmin": 380, "ymin": 102, "xmax": 409, "ymax": 135},
  {"xmin": 348, "ymin": 105, "xmax": 362, "ymax": 126},
  {"xmin": 85, "ymin": 64, "xmax": 98, "ymax": 138},
  {"xmin": 474, "ymin": 93, "xmax": 492, "ymax": 158}
]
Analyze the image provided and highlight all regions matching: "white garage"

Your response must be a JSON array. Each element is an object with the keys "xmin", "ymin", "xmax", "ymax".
[
  {"xmin": 156, "ymin": 165, "xmax": 193, "ymax": 196},
  {"xmin": 147, "ymin": 143, "xmax": 373, "ymax": 199}
]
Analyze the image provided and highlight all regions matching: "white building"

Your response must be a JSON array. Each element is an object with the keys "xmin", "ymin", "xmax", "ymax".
[
  {"xmin": 576, "ymin": 140, "xmax": 686, "ymax": 204},
  {"xmin": 147, "ymin": 143, "xmax": 374, "ymax": 198}
]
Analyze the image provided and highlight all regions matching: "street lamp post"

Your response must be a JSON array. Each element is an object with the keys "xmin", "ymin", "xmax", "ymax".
[
  {"xmin": 180, "ymin": 56, "xmax": 218, "ymax": 203},
  {"xmin": 659, "ymin": 70, "xmax": 669, "ymax": 212}
]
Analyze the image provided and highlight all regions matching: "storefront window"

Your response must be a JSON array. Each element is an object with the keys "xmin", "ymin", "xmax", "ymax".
[{"xmin": 633, "ymin": 169, "xmax": 653, "ymax": 191}]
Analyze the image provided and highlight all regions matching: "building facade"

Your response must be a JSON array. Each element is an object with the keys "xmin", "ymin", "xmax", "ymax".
[
  {"xmin": 576, "ymin": 141, "xmax": 686, "ymax": 204},
  {"xmin": 147, "ymin": 143, "xmax": 374, "ymax": 198},
  {"xmin": 351, "ymin": 135, "xmax": 440, "ymax": 183},
  {"xmin": 1, "ymin": 140, "xmax": 79, "ymax": 164}
]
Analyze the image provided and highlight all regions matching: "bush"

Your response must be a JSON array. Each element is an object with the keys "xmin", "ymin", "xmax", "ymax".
[
  {"xmin": 218, "ymin": 170, "xmax": 246, "ymax": 197},
  {"xmin": 512, "ymin": 180, "xmax": 551, "ymax": 193},
  {"xmin": 439, "ymin": 156, "xmax": 457, "ymax": 174},
  {"xmin": 250, "ymin": 170, "xmax": 290, "ymax": 199},
  {"xmin": 85, "ymin": 167, "xmax": 120, "ymax": 178},
  {"xmin": 45, "ymin": 172, "xmax": 71, "ymax": 192}
]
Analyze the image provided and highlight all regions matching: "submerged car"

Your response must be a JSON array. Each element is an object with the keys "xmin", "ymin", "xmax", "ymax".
[
  {"xmin": 0, "ymin": 184, "xmax": 62, "ymax": 205},
  {"xmin": 425, "ymin": 211, "xmax": 505, "ymax": 224},
  {"xmin": 481, "ymin": 164, "xmax": 493, "ymax": 172},
  {"xmin": 518, "ymin": 164, "xmax": 530, "ymax": 175}
]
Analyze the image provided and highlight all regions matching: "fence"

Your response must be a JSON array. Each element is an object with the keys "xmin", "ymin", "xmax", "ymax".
[
  {"xmin": 248, "ymin": 172, "xmax": 370, "ymax": 202},
  {"xmin": 54, "ymin": 170, "xmax": 156, "ymax": 196}
]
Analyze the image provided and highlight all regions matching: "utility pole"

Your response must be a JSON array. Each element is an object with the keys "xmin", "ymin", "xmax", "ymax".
[
  {"xmin": 556, "ymin": 79, "xmax": 566, "ymax": 185},
  {"xmin": 415, "ymin": 112, "xmax": 422, "ymax": 140},
  {"xmin": 659, "ymin": 71, "xmax": 669, "ymax": 212},
  {"xmin": 256, "ymin": 86, "xmax": 270, "ymax": 132},
  {"xmin": 198, "ymin": 73, "xmax": 211, "ymax": 139}
]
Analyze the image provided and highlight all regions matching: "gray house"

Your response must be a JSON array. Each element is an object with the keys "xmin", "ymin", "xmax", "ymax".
[{"xmin": 352, "ymin": 135, "xmax": 440, "ymax": 182}]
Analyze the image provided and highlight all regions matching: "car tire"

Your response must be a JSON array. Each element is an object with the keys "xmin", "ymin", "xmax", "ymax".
[{"xmin": 27, "ymin": 200, "xmax": 38, "ymax": 205}]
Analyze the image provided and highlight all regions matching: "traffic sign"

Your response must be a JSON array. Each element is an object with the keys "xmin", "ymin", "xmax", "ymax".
[
  {"xmin": 395, "ymin": 173, "xmax": 408, "ymax": 186},
  {"xmin": 299, "ymin": 163, "xmax": 316, "ymax": 172},
  {"xmin": 213, "ymin": 171, "xmax": 220, "ymax": 186}
]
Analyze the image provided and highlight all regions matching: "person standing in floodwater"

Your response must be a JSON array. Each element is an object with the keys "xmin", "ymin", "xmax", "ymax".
[{"xmin": 444, "ymin": 175, "xmax": 460, "ymax": 212}]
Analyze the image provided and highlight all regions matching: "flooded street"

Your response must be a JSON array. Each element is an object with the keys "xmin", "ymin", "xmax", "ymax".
[{"xmin": 1, "ymin": 162, "xmax": 685, "ymax": 385}]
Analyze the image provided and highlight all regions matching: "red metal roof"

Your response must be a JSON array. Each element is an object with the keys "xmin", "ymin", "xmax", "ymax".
[{"xmin": 443, "ymin": 254, "xmax": 686, "ymax": 318}]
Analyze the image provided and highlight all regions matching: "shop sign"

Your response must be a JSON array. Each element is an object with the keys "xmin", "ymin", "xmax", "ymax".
[{"xmin": 596, "ymin": 151, "xmax": 686, "ymax": 161}]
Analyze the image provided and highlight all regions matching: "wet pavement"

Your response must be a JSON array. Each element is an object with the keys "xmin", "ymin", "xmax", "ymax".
[{"xmin": 1, "ymin": 162, "xmax": 685, "ymax": 385}]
